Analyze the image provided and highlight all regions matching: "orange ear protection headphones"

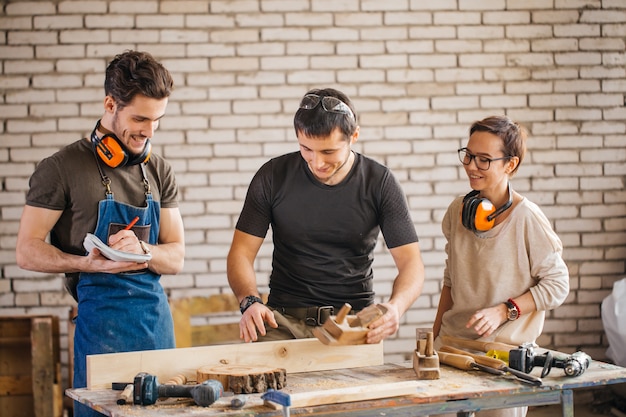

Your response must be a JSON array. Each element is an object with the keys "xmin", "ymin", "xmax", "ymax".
[
  {"xmin": 461, "ymin": 182, "xmax": 513, "ymax": 232},
  {"xmin": 90, "ymin": 120, "xmax": 151, "ymax": 168}
]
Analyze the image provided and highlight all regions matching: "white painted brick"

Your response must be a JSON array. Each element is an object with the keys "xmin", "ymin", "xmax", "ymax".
[
  {"xmin": 0, "ymin": 46, "xmax": 35, "ymax": 60},
  {"xmin": 581, "ymin": 177, "xmax": 623, "ymax": 191},
  {"xmin": 556, "ymin": 108, "xmax": 603, "ymax": 121},
  {"xmin": 481, "ymin": 94, "xmax": 526, "ymax": 108},
  {"xmin": 0, "ymin": 105, "xmax": 28, "ymax": 118},
  {"xmin": 160, "ymin": 1, "xmax": 208, "ymax": 13},
  {"xmin": 555, "ymin": 79, "xmax": 600, "ymax": 92},
  {"xmin": 30, "ymin": 103, "xmax": 78, "ymax": 118},
  {"xmin": 360, "ymin": 54, "xmax": 407, "ymax": 69},
  {"xmin": 458, "ymin": 26, "xmax": 505, "ymax": 39},
  {"xmin": 6, "ymin": 2, "xmax": 56, "ymax": 15},
  {"xmin": 581, "ymin": 38, "xmax": 625, "ymax": 51},
  {"xmin": 86, "ymin": 15, "xmax": 134, "ymax": 29},
  {"xmin": 604, "ymin": 52, "xmax": 626, "ymax": 65},
  {"xmin": 409, "ymin": 26, "xmax": 456, "ymax": 39},
  {"xmin": 580, "ymin": 122, "xmax": 625, "ymax": 134},
  {"xmin": 506, "ymin": 53, "xmax": 554, "ymax": 66},
  {"xmin": 483, "ymin": 67, "xmax": 530, "ymax": 81},
  {"xmin": 287, "ymin": 41, "xmax": 335, "ymax": 55},
  {"xmin": 557, "ymin": 52, "xmax": 602, "ymax": 66},
  {"xmin": 187, "ymin": 15, "xmax": 235, "ymax": 28},
  {"xmin": 579, "ymin": 93, "xmax": 623, "ymax": 107},
  {"xmin": 237, "ymin": 12, "xmax": 285, "ymax": 27},
  {"xmin": 384, "ymin": 12, "xmax": 430, "ymax": 25},
  {"xmin": 262, "ymin": 0, "xmax": 309, "ymax": 12},
  {"xmin": 109, "ymin": 1, "xmax": 158, "ymax": 13},
  {"xmin": 581, "ymin": 9, "xmax": 626, "ymax": 23},
  {"xmin": 529, "ymin": 94, "xmax": 576, "ymax": 108},
  {"xmin": 460, "ymin": 53, "xmax": 505, "ymax": 67},
  {"xmin": 211, "ymin": 0, "xmax": 260, "ymax": 13},
  {"xmin": 533, "ymin": 10, "xmax": 580, "ymax": 24},
  {"xmin": 58, "ymin": 1, "xmax": 108, "ymax": 14},
  {"xmin": 362, "ymin": 0, "xmax": 409, "ymax": 12},
  {"xmin": 604, "ymin": 22, "xmax": 626, "ymax": 37},
  {"xmin": 532, "ymin": 38, "xmax": 578, "ymax": 52},
  {"xmin": 532, "ymin": 67, "xmax": 579, "ymax": 80},
  {"xmin": 436, "ymin": 40, "xmax": 481, "ymax": 53},
  {"xmin": 484, "ymin": 11, "xmax": 530, "ymax": 24},
  {"xmin": 431, "ymin": 96, "xmax": 478, "ymax": 110},
  {"xmin": 161, "ymin": 30, "xmax": 209, "ymax": 43},
  {"xmin": 0, "ymin": 16, "xmax": 33, "ymax": 30},
  {"xmin": 56, "ymin": 59, "xmax": 103, "ymax": 73},
  {"xmin": 34, "ymin": 15, "xmax": 83, "ymax": 30},
  {"xmin": 262, "ymin": 27, "xmax": 309, "ymax": 41}
]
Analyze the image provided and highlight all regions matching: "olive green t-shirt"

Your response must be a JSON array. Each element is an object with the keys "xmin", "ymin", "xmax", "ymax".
[{"xmin": 25, "ymin": 138, "xmax": 179, "ymax": 257}]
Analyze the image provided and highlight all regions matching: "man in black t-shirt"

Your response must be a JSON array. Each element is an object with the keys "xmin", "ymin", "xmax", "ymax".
[{"xmin": 227, "ymin": 88, "xmax": 425, "ymax": 344}]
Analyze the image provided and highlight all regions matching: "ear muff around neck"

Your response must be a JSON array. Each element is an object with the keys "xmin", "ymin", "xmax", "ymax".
[
  {"xmin": 461, "ymin": 183, "xmax": 513, "ymax": 233},
  {"xmin": 90, "ymin": 121, "xmax": 151, "ymax": 168}
]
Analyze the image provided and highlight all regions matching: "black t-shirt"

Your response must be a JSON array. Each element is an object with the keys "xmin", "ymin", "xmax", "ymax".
[{"xmin": 235, "ymin": 151, "xmax": 418, "ymax": 310}]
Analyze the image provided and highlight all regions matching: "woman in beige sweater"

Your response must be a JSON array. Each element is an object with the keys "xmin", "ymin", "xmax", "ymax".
[{"xmin": 433, "ymin": 115, "xmax": 570, "ymax": 417}]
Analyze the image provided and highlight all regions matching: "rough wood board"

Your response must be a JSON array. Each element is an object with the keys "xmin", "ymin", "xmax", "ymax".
[
  {"xmin": 265, "ymin": 380, "xmax": 420, "ymax": 409},
  {"xmin": 86, "ymin": 338, "xmax": 384, "ymax": 390}
]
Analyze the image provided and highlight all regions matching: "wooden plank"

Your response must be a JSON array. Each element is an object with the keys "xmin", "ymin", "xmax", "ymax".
[
  {"xmin": 0, "ymin": 375, "xmax": 32, "ymax": 395},
  {"xmin": 265, "ymin": 380, "xmax": 420, "ymax": 409},
  {"xmin": 31, "ymin": 316, "xmax": 62, "ymax": 417},
  {"xmin": 86, "ymin": 338, "xmax": 384, "ymax": 389}
]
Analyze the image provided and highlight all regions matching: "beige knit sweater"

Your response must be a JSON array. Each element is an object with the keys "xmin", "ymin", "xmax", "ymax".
[{"xmin": 438, "ymin": 196, "xmax": 570, "ymax": 346}]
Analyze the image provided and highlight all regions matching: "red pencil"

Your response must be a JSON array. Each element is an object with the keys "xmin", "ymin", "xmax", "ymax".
[{"xmin": 124, "ymin": 216, "xmax": 139, "ymax": 230}]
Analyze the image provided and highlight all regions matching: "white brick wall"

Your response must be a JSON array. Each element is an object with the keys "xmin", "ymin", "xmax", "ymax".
[{"xmin": 1, "ymin": 0, "xmax": 624, "ymax": 382}]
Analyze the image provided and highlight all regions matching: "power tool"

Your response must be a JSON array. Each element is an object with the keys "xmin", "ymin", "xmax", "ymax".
[
  {"xmin": 131, "ymin": 372, "xmax": 223, "ymax": 406},
  {"xmin": 508, "ymin": 343, "xmax": 591, "ymax": 378}
]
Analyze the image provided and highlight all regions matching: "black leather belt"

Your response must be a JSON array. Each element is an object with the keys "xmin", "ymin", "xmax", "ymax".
[{"xmin": 271, "ymin": 305, "xmax": 334, "ymax": 326}]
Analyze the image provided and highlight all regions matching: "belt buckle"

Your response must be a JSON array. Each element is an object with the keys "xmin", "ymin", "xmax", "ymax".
[{"xmin": 316, "ymin": 306, "xmax": 334, "ymax": 326}]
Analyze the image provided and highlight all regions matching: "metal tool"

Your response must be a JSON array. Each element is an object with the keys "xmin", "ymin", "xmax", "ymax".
[
  {"xmin": 230, "ymin": 394, "xmax": 247, "ymax": 409},
  {"xmin": 113, "ymin": 372, "xmax": 224, "ymax": 406},
  {"xmin": 262, "ymin": 389, "xmax": 291, "ymax": 417},
  {"xmin": 440, "ymin": 345, "xmax": 542, "ymax": 386}
]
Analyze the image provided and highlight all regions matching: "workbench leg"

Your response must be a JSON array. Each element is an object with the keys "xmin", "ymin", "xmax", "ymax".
[{"xmin": 561, "ymin": 389, "xmax": 574, "ymax": 417}]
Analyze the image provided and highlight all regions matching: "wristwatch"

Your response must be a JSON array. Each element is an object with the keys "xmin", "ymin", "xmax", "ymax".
[
  {"xmin": 239, "ymin": 295, "xmax": 263, "ymax": 314},
  {"xmin": 505, "ymin": 298, "xmax": 520, "ymax": 321}
]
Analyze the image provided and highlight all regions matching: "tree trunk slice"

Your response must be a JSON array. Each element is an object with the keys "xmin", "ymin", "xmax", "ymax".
[{"xmin": 196, "ymin": 364, "xmax": 286, "ymax": 394}]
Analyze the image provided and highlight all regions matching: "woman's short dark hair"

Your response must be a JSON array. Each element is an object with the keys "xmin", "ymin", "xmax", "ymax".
[
  {"xmin": 294, "ymin": 88, "xmax": 358, "ymax": 140},
  {"xmin": 104, "ymin": 50, "xmax": 174, "ymax": 109},
  {"xmin": 470, "ymin": 115, "xmax": 527, "ymax": 175}
]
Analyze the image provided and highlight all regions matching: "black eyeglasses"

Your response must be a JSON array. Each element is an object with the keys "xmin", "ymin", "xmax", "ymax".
[
  {"xmin": 458, "ymin": 148, "xmax": 511, "ymax": 171},
  {"xmin": 299, "ymin": 94, "xmax": 355, "ymax": 120}
]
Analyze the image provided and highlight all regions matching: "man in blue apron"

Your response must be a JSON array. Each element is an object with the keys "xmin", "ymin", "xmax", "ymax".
[{"xmin": 16, "ymin": 50, "xmax": 185, "ymax": 417}]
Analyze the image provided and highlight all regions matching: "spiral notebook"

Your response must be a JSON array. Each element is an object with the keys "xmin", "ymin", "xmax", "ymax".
[{"xmin": 83, "ymin": 233, "xmax": 152, "ymax": 263}]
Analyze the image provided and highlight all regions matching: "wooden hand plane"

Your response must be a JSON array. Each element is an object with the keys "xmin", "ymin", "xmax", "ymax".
[{"xmin": 313, "ymin": 303, "xmax": 386, "ymax": 345}]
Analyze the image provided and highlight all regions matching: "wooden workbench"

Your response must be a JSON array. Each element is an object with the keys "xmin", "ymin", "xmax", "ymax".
[{"xmin": 67, "ymin": 358, "xmax": 626, "ymax": 417}]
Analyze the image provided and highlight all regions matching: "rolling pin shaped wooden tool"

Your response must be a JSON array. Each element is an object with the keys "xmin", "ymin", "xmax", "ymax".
[{"xmin": 437, "ymin": 351, "xmax": 505, "ymax": 375}]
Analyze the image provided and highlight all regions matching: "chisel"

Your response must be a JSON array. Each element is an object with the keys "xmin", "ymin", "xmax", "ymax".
[
  {"xmin": 440, "ymin": 345, "xmax": 542, "ymax": 386},
  {"xmin": 438, "ymin": 351, "xmax": 504, "ymax": 375}
]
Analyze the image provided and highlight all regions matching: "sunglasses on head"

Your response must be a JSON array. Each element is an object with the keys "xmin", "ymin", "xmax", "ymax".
[{"xmin": 299, "ymin": 94, "xmax": 355, "ymax": 120}]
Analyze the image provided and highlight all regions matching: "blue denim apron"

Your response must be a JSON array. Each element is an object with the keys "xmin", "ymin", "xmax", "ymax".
[{"xmin": 73, "ymin": 163, "xmax": 175, "ymax": 417}]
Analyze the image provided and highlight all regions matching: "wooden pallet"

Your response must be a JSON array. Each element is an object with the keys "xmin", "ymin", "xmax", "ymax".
[{"xmin": 0, "ymin": 315, "xmax": 62, "ymax": 417}]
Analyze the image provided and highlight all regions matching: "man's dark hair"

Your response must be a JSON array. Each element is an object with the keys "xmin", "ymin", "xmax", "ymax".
[
  {"xmin": 104, "ymin": 50, "xmax": 174, "ymax": 109},
  {"xmin": 294, "ymin": 88, "xmax": 358, "ymax": 140}
]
